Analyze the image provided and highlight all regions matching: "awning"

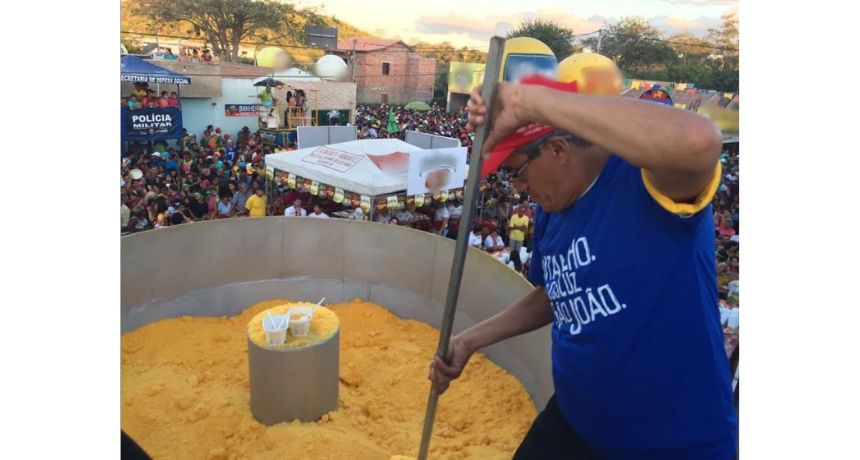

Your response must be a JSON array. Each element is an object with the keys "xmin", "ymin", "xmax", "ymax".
[
  {"xmin": 265, "ymin": 139, "xmax": 422, "ymax": 196},
  {"xmin": 120, "ymin": 55, "xmax": 191, "ymax": 85}
]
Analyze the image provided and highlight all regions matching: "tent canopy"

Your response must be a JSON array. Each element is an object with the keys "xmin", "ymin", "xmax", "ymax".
[
  {"xmin": 265, "ymin": 139, "xmax": 422, "ymax": 196},
  {"xmin": 120, "ymin": 55, "xmax": 191, "ymax": 85}
]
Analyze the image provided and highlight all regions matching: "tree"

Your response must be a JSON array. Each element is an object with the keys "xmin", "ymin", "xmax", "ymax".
[
  {"xmin": 666, "ymin": 33, "xmax": 712, "ymax": 61},
  {"xmin": 707, "ymin": 11, "xmax": 739, "ymax": 70},
  {"xmin": 583, "ymin": 18, "xmax": 675, "ymax": 71},
  {"xmin": 413, "ymin": 42, "xmax": 488, "ymax": 101},
  {"xmin": 506, "ymin": 19, "xmax": 574, "ymax": 60},
  {"xmin": 138, "ymin": 0, "xmax": 322, "ymax": 62}
]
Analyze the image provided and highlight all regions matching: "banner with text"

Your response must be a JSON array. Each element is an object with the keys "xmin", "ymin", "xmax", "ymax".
[
  {"xmin": 121, "ymin": 107, "xmax": 183, "ymax": 141},
  {"xmin": 225, "ymin": 104, "xmax": 259, "ymax": 117}
]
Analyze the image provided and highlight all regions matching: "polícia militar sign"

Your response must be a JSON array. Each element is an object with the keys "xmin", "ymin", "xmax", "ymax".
[{"xmin": 122, "ymin": 107, "xmax": 183, "ymax": 141}]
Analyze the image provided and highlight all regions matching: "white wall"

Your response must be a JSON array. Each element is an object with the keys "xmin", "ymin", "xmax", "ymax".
[{"xmin": 180, "ymin": 78, "xmax": 262, "ymax": 140}]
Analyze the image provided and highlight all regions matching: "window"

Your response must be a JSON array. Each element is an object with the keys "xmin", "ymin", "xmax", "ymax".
[{"xmin": 382, "ymin": 62, "xmax": 390, "ymax": 75}]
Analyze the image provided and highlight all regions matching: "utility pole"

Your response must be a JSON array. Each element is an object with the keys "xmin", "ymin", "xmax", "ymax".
[{"xmin": 351, "ymin": 39, "xmax": 357, "ymax": 82}]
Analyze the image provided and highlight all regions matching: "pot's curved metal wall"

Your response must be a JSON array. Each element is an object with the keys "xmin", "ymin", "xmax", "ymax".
[{"xmin": 122, "ymin": 218, "xmax": 553, "ymax": 407}]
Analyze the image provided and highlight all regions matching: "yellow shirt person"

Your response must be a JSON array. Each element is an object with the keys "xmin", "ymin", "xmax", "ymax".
[
  {"xmin": 509, "ymin": 213, "xmax": 530, "ymax": 242},
  {"xmin": 245, "ymin": 191, "xmax": 268, "ymax": 217}
]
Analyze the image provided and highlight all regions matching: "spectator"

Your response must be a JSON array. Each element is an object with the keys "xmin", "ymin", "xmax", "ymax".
[
  {"xmin": 390, "ymin": 218, "xmax": 399, "ymax": 225},
  {"xmin": 484, "ymin": 229, "xmax": 504, "ymax": 252},
  {"xmin": 202, "ymin": 49, "xmax": 213, "ymax": 63},
  {"xmin": 395, "ymin": 205, "xmax": 414, "ymax": 226},
  {"xmin": 168, "ymin": 92, "xmax": 180, "ymax": 108},
  {"xmin": 308, "ymin": 204, "xmax": 329, "ymax": 219},
  {"xmin": 468, "ymin": 224, "xmax": 484, "ymax": 248},
  {"xmin": 158, "ymin": 91, "xmax": 169, "ymax": 108},
  {"xmin": 375, "ymin": 205, "xmax": 391, "ymax": 224},
  {"xmin": 434, "ymin": 203, "xmax": 449, "ymax": 236},
  {"xmin": 447, "ymin": 199, "xmax": 463, "ymax": 219},
  {"xmin": 508, "ymin": 205, "xmax": 530, "ymax": 251},
  {"xmin": 127, "ymin": 95, "xmax": 141, "ymax": 110},
  {"xmin": 285, "ymin": 199, "xmax": 307, "ymax": 217},
  {"xmin": 216, "ymin": 195, "xmax": 233, "ymax": 218},
  {"xmin": 231, "ymin": 182, "xmax": 252, "ymax": 215},
  {"xmin": 245, "ymin": 187, "xmax": 267, "ymax": 217},
  {"xmin": 170, "ymin": 200, "xmax": 192, "ymax": 225},
  {"xmin": 121, "ymin": 197, "xmax": 131, "ymax": 231},
  {"xmin": 717, "ymin": 218, "xmax": 737, "ymax": 238},
  {"xmin": 128, "ymin": 207, "xmax": 150, "ymax": 232},
  {"xmin": 188, "ymin": 193, "xmax": 209, "ymax": 220}
]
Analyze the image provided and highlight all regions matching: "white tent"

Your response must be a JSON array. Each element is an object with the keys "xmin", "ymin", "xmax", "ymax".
[{"xmin": 265, "ymin": 139, "xmax": 421, "ymax": 196}]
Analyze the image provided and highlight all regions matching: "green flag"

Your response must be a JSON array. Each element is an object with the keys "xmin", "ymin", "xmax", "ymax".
[{"xmin": 387, "ymin": 110, "xmax": 399, "ymax": 134}]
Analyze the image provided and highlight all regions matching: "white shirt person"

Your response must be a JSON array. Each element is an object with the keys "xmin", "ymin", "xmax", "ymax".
[
  {"xmin": 308, "ymin": 205, "xmax": 329, "ymax": 219},
  {"xmin": 285, "ymin": 200, "xmax": 307, "ymax": 217}
]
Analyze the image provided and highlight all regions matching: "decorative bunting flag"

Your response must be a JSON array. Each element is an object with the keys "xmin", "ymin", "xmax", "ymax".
[
  {"xmin": 310, "ymin": 180, "xmax": 319, "ymax": 196},
  {"xmin": 676, "ymin": 83, "xmax": 687, "ymax": 91},
  {"xmin": 333, "ymin": 188, "xmax": 344, "ymax": 204},
  {"xmin": 687, "ymin": 89, "xmax": 697, "ymax": 95},
  {"xmin": 387, "ymin": 195, "xmax": 399, "ymax": 209},
  {"xmin": 623, "ymin": 79, "xmax": 631, "ymax": 88},
  {"xmin": 723, "ymin": 92, "xmax": 733, "ymax": 99},
  {"xmin": 360, "ymin": 195, "xmax": 371, "ymax": 212},
  {"xmin": 631, "ymin": 80, "xmax": 641, "ymax": 90},
  {"xmin": 642, "ymin": 82, "xmax": 652, "ymax": 89}
]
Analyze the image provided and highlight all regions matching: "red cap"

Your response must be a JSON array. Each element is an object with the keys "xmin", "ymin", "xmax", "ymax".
[{"xmin": 480, "ymin": 75, "xmax": 579, "ymax": 177}]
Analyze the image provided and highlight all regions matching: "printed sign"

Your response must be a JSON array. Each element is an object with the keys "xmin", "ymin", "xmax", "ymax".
[
  {"xmin": 407, "ymin": 147, "xmax": 468, "ymax": 195},
  {"xmin": 225, "ymin": 104, "xmax": 259, "ymax": 117},
  {"xmin": 367, "ymin": 151, "xmax": 410, "ymax": 178},
  {"xmin": 121, "ymin": 107, "xmax": 183, "ymax": 141},
  {"xmin": 302, "ymin": 146, "xmax": 363, "ymax": 173}
]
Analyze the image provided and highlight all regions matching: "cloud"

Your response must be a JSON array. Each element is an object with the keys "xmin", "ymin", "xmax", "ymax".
[
  {"xmin": 415, "ymin": 10, "xmax": 724, "ymax": 42},
  {"xmin": 649, "ymin": 15, "xmax": 722, "ymax": 36},
  {"xmin": 659, "ymin": 0, "xmax": 736, "ymax": 5},
  {"xmin": 415, "ymin": 10, "xmax": 606, "ymax": 41}
]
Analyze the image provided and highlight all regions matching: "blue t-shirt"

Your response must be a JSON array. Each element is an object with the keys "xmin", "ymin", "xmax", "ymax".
[{"xmin": 528, "ymin": 155, "xmax": 737, "ymax": 460}]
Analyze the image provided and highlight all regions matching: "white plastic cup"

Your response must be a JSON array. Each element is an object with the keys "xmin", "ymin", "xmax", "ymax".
[
  {"xmin": 263, "ymin": 314, "xmax": 288, "ymax": 346},
  {"xmin": 288, "ymin": 307, "xmax": 314, "ymax": 337}
]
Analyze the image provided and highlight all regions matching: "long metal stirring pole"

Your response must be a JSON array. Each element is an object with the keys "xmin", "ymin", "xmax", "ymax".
[{"xmin": 417, "ymin": 36, "xmax": 506, "ymax": 460}]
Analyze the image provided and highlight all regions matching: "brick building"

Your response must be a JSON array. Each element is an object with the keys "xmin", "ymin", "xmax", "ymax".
[{"xmin": 335, "ymin": 39, "xmax": 436, "ymax": 105}]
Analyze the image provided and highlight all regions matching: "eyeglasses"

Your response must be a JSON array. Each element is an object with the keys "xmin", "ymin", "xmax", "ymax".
[
  {"xmin": 497, "ymin": 138, "xmax": 548, "ymax": 180},
  {"xmin": 497, "ymin": 133, "xmax": 581, "ymax": 180}
]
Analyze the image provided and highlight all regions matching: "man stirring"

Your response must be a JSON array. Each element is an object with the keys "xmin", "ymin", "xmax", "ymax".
[{"xmin": 429, "ymin": 67, "xmax": 737, "ymax": 459}]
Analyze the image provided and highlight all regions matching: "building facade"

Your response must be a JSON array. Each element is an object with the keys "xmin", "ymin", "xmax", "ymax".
[
  {"xmin": 121, "ymin": 61, "xmax": 357, "ymax": 139},
  {"xmin": 335, "ymin": 39, "xmax": 435, "ymax": 105}
]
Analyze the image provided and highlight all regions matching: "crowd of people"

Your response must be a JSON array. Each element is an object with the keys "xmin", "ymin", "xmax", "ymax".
[
  {"xmin": 120, "ymin": 106, "xmax": 739, "ymax": 302},
  {"xmin": 353, "ymin": 103, "xmax": 474, "ymax": 152},
  {"xmin": 122, "ymin": 82, "xmax": 181, "ymax": 110}
]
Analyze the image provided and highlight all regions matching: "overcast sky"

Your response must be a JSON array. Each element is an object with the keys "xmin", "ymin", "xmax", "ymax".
[{"xmin": 303, "ymin": 0, "xmax": 738, "ymax": 48}]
